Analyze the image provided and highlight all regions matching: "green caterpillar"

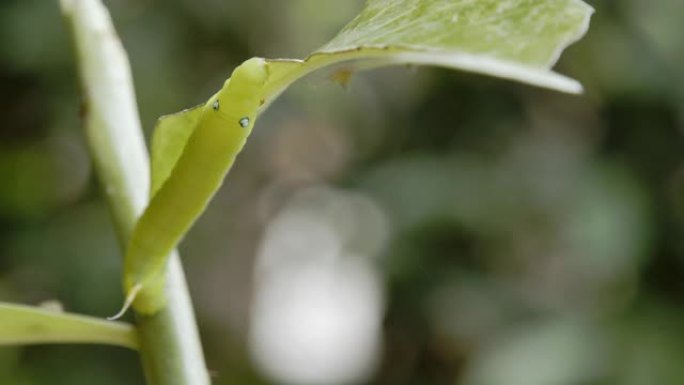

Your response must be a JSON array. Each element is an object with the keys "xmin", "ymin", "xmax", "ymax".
[{"xmin": 117, "ymin": 58, "xmax": 268, "ymax": 315}]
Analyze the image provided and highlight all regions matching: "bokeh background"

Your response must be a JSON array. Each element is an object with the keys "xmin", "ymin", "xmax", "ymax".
[{"xmin": 1, "ymin": 0, "xmax": 683, "ymax": 384}]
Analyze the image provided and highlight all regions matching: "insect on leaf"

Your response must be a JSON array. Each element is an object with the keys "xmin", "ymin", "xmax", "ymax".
[{"xmin": 120, "ymin": 0, "xmax": 594, "ymax": 315}]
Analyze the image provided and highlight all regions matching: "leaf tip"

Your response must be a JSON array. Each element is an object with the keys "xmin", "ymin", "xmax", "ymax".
[{"xmin": 107, "ymin": 284, "xmax": 142, "ymax": 321}]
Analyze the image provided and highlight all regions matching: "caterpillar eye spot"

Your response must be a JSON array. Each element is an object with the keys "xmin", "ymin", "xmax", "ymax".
[
  {"xmin": 212, "ymin": 100, "xmax": 219, "ymax": 111},
  {"xmin": 239, "ymin": 117, "xmax": 250, "ymax": 128}
]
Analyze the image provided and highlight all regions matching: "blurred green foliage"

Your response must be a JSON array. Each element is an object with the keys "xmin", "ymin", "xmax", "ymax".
[{"xmin": 0, "ymin": 0, "xmax": 682, "ymax": 384}]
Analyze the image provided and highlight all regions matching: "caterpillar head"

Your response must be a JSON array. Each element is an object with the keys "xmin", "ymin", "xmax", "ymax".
[{"xmin": 213, "ymin": 57, "xmax": 268, "ymax": 131}]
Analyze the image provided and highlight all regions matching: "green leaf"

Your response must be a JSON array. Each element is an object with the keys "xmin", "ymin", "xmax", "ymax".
[
  {"xmin": 320, "ymin": 0, "xmax": 591, "ymax": 68},
  {"xmin": 0, "ymin": 302, "xmax": 138, "ymax": 350},
  {"xmin": 261, "ymin": 0, "xmax": 593, "ymax": 103},
  {"xmin": 150, "ymin": 105, "xmax": 203, "ymax": 198}
]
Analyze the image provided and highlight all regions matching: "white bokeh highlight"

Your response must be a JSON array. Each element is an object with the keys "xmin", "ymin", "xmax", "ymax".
[{"xmin": 249, "ymin": 187, "xmax": 388, "ymax": 385}]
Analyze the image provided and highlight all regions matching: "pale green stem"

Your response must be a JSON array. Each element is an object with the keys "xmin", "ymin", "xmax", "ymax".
[{"xmin": 60, "ymin": 0, "xmax": 209, "ymax": 384}]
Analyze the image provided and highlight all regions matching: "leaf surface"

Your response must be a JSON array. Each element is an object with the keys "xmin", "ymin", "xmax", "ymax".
[
  {"xmin": 261, "ymin": 0, "xmax": 594, "ymax": 102},
  {"xmin": 150, "ymin": 105, "xmax": 204, "ymax": 197},
  {"xmin": 0, "ymin": 302, "xmax": 137, "ymax": 349}
]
